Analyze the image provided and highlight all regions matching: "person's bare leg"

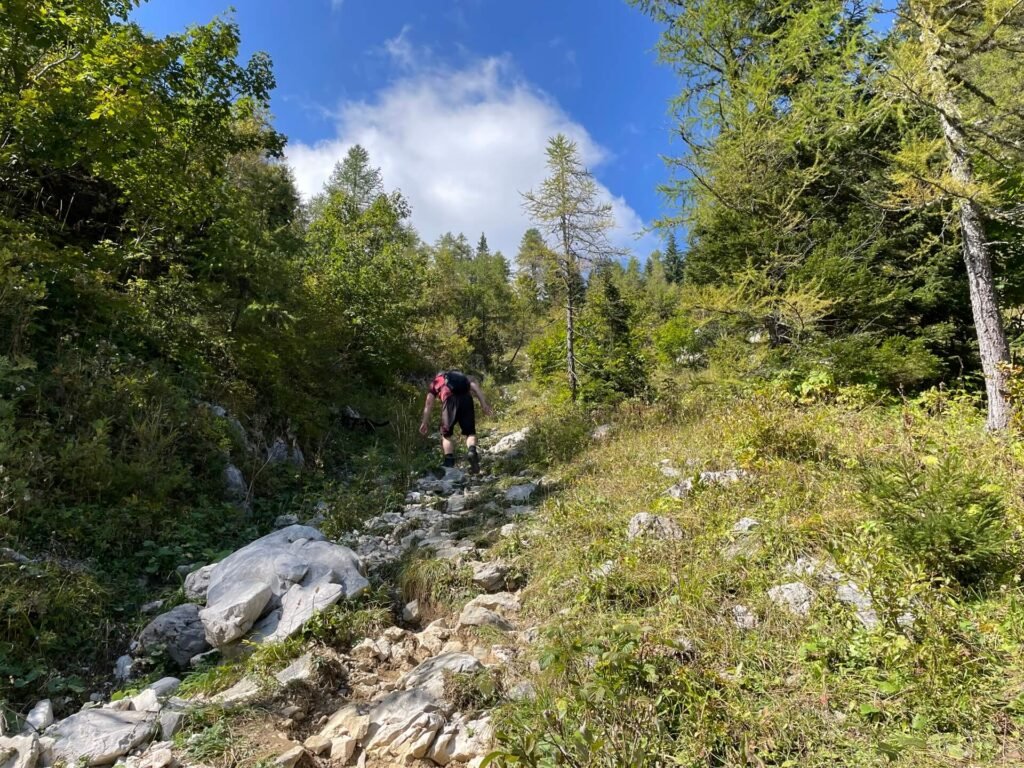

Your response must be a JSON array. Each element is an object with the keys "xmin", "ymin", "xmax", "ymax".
[
  {"xmin": 466, "ymin": 435, "xmax": 477, "ymax": 449},
  {"xmin": 442, "ymin": 435, "xmax": 456, "ymax": 467}
]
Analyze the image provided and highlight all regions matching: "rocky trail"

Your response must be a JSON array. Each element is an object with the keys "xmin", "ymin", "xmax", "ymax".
[{"xmin": 1, "ymin": 427, "xmax": 539, "ymax": 768}]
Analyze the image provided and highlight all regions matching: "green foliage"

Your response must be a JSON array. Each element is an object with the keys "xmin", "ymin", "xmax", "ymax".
[
  {"xmin": 444, "ymin": 667, "xmax": 505, "ymax": 714},
  {"xmin": 0, "ymin": 2, "xmax": 524, "ymax": 713},
  {"xmin": 298, "ymin": 589, "xmax": 393, "ymax": 650},
  {"xmin": 398, "ymin": 555, "xmax": 475, "ymax": 616},
  {"xmin": 859, "ymin": 455, "xmax": 1017, "ymax": 588},
  {"xmin": 489, "ymin": 624, "xmax": 707, "ymax": 767},
  {"xmin": 521, "ymin": 405, "xmax": 592, "ymax": 466},
  {"xmin": 0, "ymin": 560, "xmax": 113, "ymax": 703},
  {"xmin": 176, "ymin": 663, "xmax": 244, "ymax": 699}
]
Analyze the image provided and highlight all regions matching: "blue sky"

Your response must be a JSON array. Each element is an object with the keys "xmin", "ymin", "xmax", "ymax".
[{"xmin": 131, "ymin": 0, "xmax": 678, "ymax": 256}]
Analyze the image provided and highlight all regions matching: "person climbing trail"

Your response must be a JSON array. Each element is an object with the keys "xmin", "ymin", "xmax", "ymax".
[{"xmin": 419, "ymin": 370, "xmax": 494, "ymax": 473}]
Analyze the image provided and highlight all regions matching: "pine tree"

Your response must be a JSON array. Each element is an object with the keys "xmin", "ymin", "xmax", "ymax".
[
  {"xmin": 663, "ymin": 231, "xmax": 684, "ymax": 284},
  {"xmin": 522, "ymin": 135, "xmax": 621, "ymax": 400},
  {"xmin": 476, "ymin": 232, "xmax": 490, "ymax": 258}
]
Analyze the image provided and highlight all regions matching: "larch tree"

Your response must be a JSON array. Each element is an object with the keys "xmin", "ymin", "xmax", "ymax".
[
  {"xmin": 883, "ymin": 0, "xmax": 1024, "ymax": 430},
  {"xmin": 522, "ymin": 134, "xmax": 620, "ymax": 400},
  {"xmin": 327, "ymin": 144, "xmax": 383, "ymax": 212}
]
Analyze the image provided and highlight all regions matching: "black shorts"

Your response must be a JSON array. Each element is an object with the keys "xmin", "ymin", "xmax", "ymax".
[{"xmin": 441, "ymin": 393, "xmax": 475, "ymax": 438}]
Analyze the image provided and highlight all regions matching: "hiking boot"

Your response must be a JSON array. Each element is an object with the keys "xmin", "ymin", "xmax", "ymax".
[
  {"xmin": 443, "ymin": 454, "xmax": 455, "ymax": 469},
  {"xmin": 468, "ymin": 450, "xmax": 480, "ymax": 475}
]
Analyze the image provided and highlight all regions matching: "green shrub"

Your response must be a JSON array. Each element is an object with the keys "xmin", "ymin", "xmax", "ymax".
[
  {"xmin": 859, "ymin": 455, "xmax": 1017, "ymax": 588},
  {"xmin": 443, "ymin": 667, "xmax": 505, "ymax": 713},
  {"xmin": 398, "ymin": 555, "xmax": 475, "ymax": 616},
  {"xmin": 522, "ymin": 405, "xmax": 592, "ymax": 466}
]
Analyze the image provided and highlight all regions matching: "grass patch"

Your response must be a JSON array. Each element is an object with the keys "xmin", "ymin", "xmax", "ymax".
[
  {"xmin": 397, "ymin": 554, "xmax": 476, "ymax": 618},
  {"xmin": 485, "ymin": 384, "xmax": 1024, "ymax": 767}
]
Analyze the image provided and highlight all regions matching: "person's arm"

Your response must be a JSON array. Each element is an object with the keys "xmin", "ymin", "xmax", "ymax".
[
  {"xmin": 470, "ymin": 381, "xmax": 494, "ymax": 417},
  {"xmin": 420, "ymin": 392, "xmax": 436, "ymax": 435}
]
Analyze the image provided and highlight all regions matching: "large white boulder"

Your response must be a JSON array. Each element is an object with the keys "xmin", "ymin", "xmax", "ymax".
[
  {"xmin": 0, "ymin": 734, "xmax": 39, "ymax": 768},
  {"xmin": 138, "ymin": 604, "xmax": 211, "ymax": 666},
  {"xmin": 199, "ymin": 525, "xmax": 368, "ymax": 647},
  {"xmin": 22, "ymin": 700, "xmax": 54, "ymax": 734},
  {"xmin": 200, "ymin": 580, "xmax": 272, "ymax": 646},
  {"xmin": 45, "ymin": 709, "xmax": 157, "ymax": 766},
  {"xmin": 183, "ymin": 563, "xmax": 217, "ymax": 601}
]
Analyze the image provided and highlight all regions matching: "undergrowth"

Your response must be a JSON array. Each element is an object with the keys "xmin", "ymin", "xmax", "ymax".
[{"xmin": 486, "ymin": 381, "xmax": 1024, "ymax": 767}]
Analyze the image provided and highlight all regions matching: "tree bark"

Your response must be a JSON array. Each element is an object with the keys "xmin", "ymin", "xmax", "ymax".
[
  {"xmin": 566, "ymin": 291, "xmax": 579, "ymax": 401},
  {"xmin": 923, "ymin": 17, "xmax": 1013, "ymax": 430},
  {"xmin": 560, "ymin": 214, "xmax": 580, "ymax": 401}
]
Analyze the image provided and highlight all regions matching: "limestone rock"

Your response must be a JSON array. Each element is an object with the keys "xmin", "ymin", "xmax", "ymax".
[
  {"xmin": 138, "ymin": 743, "xmax": 174, "ymax": 768},
  {"xmin": 428, "ymin": 714, "xmax": 494, "ymax": 766},
  {"xmin": 223, "ymin": 464, "xmax": 247, "ymax": 500},
  {"xmin": 46, "ymin": 709, "xmax": 157, "ymax": 767},
  {"xmin": 129, "ymin": 688, "xmax": 161, "ymax": 713},
  {"xmin": 627, "ymin": 513, "xmax": 683, "ymax": 541},
  {"xmin": 200, "ymin": 526, "xmax": 368, "ymax": 648},
  {"xmin": 464, "ymin": 591, "xmax": 520, "ymax": 615},
  {"xmin": 114, "ymin": 655, "xmax": 134, "ymax": 682},
  {"xmin": 504, "ymin": 483, "xmax": 537, "ymax": 503},
  {"xmin": 732, "ymin": 517, "xmax": 760, "ymax": 534},
  {"xmin": 768, "ymin": 582, "xmax": 814, "ymax": 617},
  {"xmin": 273, "ymin": 745, "xmax": 305, "ymax": 768},
  {"xmin": 489, "ymin": 429, "xmax": 529, "ymax": 456},
  {"xmin": 303, "ymin": 734, "xmax": 332, "ymax": 756},
  {"xmin": 199, "ymin": 580, "xmax": 272, "ymax": 646},
  {"xmin": 732, "ymin": 605, "xmax": 759, "ymax": 630},
  {"xmin": 158, "ymin": 710, "xmax": 185, "ymax": 741},
  {"xmin": 415, "ymin": 620, "xmax": 451, "ymax": 656},
  {"xmin": 138, "ymin": 604, "xmax": 211, "ymax": 667},
  {"xmin": 591, "ymin": 424, "xmax": 612, "ymax": 440},
  {"xmin": 666, "ymin": 481, "xmax": 694, "ymax": 500},
  {"xmin": 0, "ymin": 735, "xmax": 39, "ymax": 768},
  {"xmin": 458, "ymin": 606, "xmax": 513, "ymax": 631},
  {"xmin": 23, "ymin": 699, "xmax": 54, "ymax": 734},
  {"xmin": 470, "ymin": 560, "xmax": 511, "ymax": 592},
  {"xmin": 365, "ymin": 710, "xmax": 444, "ymax": 763},
  {"xmin": 398, "ymin": 653, "xmax": 483, "ymax": 698},
  {"xmin": 318, "ymin": 702, "xmax": 370, "ymax": 742},
  {"xmin": 211, "ymin": 677, "xmax": 261, "ymax": 707},
  {"xmin": 274, "ymin": 514, "xmax": 300, "ymax": 529},
  {"xmin": 140, "ymin": 599, "xmax": 165, "ymax": 615},
  {"xmin": 183, "ymin": 563, "xmax": 217, "ymax": 602},
  {"xmin": 330, "ymin": 736, "xmax": 357, "ymax": 764},
  {"xmin": 147, "ymin": 677, "xmax": 181, "ymax": 699},
  {"xmin": 259, "ymin": 581, "xmax": 345, "ymax": 643},
  {"xmin": 836, "ymin": 582, "xmax": 879, "ymax": 630},
  {"xmin": 402, "ymin": 599, "xmax": 421, "ymax": 624},
  {"xmin": 275, "ymin": 654, "xmax": 315, "ymax": 687}
]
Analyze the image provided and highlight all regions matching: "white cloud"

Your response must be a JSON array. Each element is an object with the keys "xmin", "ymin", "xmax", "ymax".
[
  {"xmin": 285, "ymin": 54, "xmax": 653, "ymax": 258},
  {"xmin": 383, "ymin": 25, "xmax": 416, "ymax": 69}
]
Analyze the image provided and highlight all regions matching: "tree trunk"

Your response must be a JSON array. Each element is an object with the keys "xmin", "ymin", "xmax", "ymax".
[
  {"xmin": 923, "ymin": 19, "xmax": 1013, "ymax": 430},
  {"xmin": 560, "ymin": 214, "xmax": 580, "ymax": 401},
  {"xmin": 566, "ymin": 291, "xmax": 579, "ymax": 401}
]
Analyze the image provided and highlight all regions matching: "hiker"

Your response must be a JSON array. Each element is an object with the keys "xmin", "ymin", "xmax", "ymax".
[{"xmin": 419, "ymin": 370, "xmax": 494, "ymax": 473}]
